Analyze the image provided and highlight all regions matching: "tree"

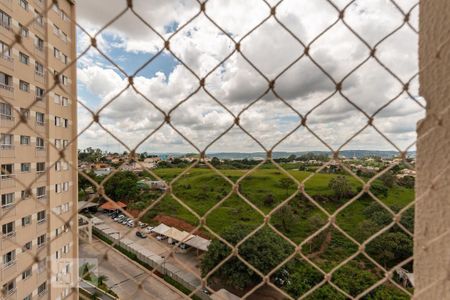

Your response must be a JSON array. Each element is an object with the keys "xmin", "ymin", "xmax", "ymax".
[
  {"xmin": 380, "ymin": 171, "xmax": 395, "ymax": 188},
  {"xmin": 96, "ymin": 274, "xmax": 109, "ymax": 287},
  {"xmin": 201, "ymin": 226, "xmax": 293, "ymax": 290},
  {"xmin": 277, "ymin": 205, "xmax": 296, "ymax": 232},
  {"xmin": 328, "ymin": 176, "xmax": 352, "ymax": 200},
  {"xmin": 211, "ymin": 157, "xmax": 221, "ymax": 167},
  {"xmin": 366, "ymin": 231, "xmax": 413, "ymax": 268},
  {"xmin": 104, "ymin": 171, "xmax": 139, "ymax": 201},
  {"xmin": 279, "ymin": 178, "xmax": 294, "ymax": 196}
]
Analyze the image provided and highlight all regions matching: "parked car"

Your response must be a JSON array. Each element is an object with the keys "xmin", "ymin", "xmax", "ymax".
[
  {"xmin": 122, "ymin": 218, "xmax": 130, "ymax": 225},
  {"xmin": 144, "ymin": 226, "xmax": 154, "ymax": 234},
  {"xmin": 127, "ymin": 220, "xmax": 134, "ymax": 227},
  {"xmin": 138, "ymin": 222, "xmax": 147, "ymax": 228},
  {"xmin": 136, "ymin": 231, "xmax": 146, "ymax": 239},
  {"xmin": 113, "ymin": 215, "xmax": 124, "ymax": 222},
  {"xmin": 179, "ymin": 243, "xmax": 190, "ymax": 250},
  {"xmin": 156, "ymin": 235, "xmax": 167, "ymax": 241}
]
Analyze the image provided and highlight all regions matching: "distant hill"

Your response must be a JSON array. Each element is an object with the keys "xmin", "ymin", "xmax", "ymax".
[{"xmin": 203, "ymin": 150, "xmax": 415, "ymax": 160}]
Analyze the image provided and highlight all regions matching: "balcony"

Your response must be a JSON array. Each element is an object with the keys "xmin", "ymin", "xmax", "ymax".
[
  {"xmin": 34, "ymin": 45, "xmax": 45, "ymax": 60},
  {"xmin": 1, "ymin": 231, "xmax": 16, "ymax": 250},
  {"xmin": 34, "ymin": 120, "xmax": 46, "ymax": 133},
  {"xmin": 34, "ymin": 70, "xmax": 46, "ymax": 84},
  {"xmin": 2, "ymin": 287, "xmax": 16, "ymax": 300},
  {"xmin": 0, "ymin": 174, "xmax": 16, "ymax": 188},
  {"xmin": 0, "ymin": 114, "xmax": 14, "ymax": 128},
  {"xmin": 34, "ymin": 96, "xmax": 46, "ymax": 108},
  {"xmin": 35, "ymin": 171, "xmax": 47, "ymax": 183},
  {"xmin": 33, "ymin": 20, "xmax": 45, "ymax": 34},
  {"xmin": 35, "ymin": 146, "xmax": 46, "ymax": 158},
  {"xmin": 0, "ymin": 54, "xmax": 13, "ymax": 70},
  {"xmin": 36, "ymin": 219, "xmax": 47, "ymax": 233},
  {"xmin": 0, "ymin": 260, "xmax": 17, "ymax": 282},
  {"xmin": 0, "ymin": 21, "xmax": 13, "ymax": 38},
  {"xmin": 0, "ymin": 144, "xmax": 15, "ymax": 158},
  {"xmin": 0, "ymin": 82, "xmax": 14, "ymax": 99}
]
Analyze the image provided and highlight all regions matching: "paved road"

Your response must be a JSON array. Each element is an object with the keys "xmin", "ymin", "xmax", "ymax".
[{"xmin": 79, "ymin": 239, "xmax": 186, "ymax": 300}]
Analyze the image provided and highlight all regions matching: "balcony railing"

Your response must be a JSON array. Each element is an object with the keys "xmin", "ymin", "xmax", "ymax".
[
  {"xmin": 0, "ymin": 144, "xmax": 15, "ymax": 158},
  {"xmin": 1, "ymin": 231, "xmax": 15, "ymax": 240},
  {"xmin": 35, "ymin": 146, "xmax": 46, "ymax": 157},
  {"xmin": 0, "ymin": 82, "xmax": 14, "ymax": 98},
  {"xmin": 34, "ymin": 96, "xmax": 46, "ymax": 108},
  {"xmin": 0, "ymin": 21, "xmax": 12, "ymax": 33},
  {"xmin": 0, "ymin": 114, "xmax": 14, "ymax": 128},
  {"xmin": 34, "ymin": 70, "xmax": 46, "ymax": 84},
  {"xmin": 0, "ymin": 174, "xmax": 16, "ymax": 188},
  {"xmin": 35, "ymin": 120, "xmax": 46, "ymax": 132},
  {"xmin": 0, "ymin": 54, "xmax": 13, "ymax": 69},
  {"xmin": 33, "ymin": 20, "xmax": 45, "ymax": 33},
  {"xmin": 35, "ymin": 171, "xmax": 46, "ymax": 182},
  {"xmin": 34, "ymin": 45, "xmax": 45, "ymax": 58}
]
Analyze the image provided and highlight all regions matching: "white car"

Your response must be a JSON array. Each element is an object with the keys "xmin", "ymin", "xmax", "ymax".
[
  {"xmin": 144, "ymin": 226, "xmax": 154, "ymax": 234},
  {"xmin": 156, "ymin": 235, "xmax": 167, "ymax": 241},
  {"xmin": 127, "ymin": 220, "xmax": 134, "ymax": 227}
]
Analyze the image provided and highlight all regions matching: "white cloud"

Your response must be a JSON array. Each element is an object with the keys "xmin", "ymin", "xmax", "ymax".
[{"xmin": 76, "ymin": 0, "xmax": 424, "ymax": 153}]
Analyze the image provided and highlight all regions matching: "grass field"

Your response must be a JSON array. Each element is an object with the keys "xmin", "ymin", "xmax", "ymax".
[{"xmin": 115, "ymin": 165, "xmax": 414, "ymax": 298}]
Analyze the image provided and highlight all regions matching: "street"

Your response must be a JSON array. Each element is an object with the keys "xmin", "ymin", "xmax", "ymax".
[{"xmin": 79, "ymin": 238, "xmax": 186, "ymax": 300}]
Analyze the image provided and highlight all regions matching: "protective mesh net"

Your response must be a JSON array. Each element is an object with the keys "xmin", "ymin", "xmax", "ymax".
[{"xmin": 1, "ymin": 0, "xmax": 448, "ymax": 299}]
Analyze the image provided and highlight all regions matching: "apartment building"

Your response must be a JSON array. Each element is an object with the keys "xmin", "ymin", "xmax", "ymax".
[{"xmin": 0, "ymin": 0, "xmax": 77, "ymax": 299}]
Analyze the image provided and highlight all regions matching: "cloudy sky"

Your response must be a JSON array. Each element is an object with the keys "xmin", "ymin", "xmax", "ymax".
[{"xmin": 76, "ymin": 0, "xmax": 424, "ymax": 154}]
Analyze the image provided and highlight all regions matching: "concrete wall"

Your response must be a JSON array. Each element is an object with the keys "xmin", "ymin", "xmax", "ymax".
[{"xmin": 414, "ymin": 0, "xmax": 450, "ymax": 299}]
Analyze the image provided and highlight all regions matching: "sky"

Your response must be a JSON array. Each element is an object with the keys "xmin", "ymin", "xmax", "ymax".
[{"xmin": 75, "ymin": 0, "xmax": 424, "ymax": 155}]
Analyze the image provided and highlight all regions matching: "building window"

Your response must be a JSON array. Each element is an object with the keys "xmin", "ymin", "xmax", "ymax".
[
  {"xmin": 36, "ymin": 86, "xmax": 45, "ymax": 100},
  {"xmin": 37, "ymin": 234, "xmax": 46, "ymax": 248},
  {"xmin": 22, "ymin": 215, "xmax": 31, "ymax": 226},
  {"xmin": 2, "ymin": 221, "xmax": 15, "ymax": 237},
  {"xmin": 2, "ymin": 280, "xmax": 15, "ymax": 296},
  {"xmin": 21, "ymin": 163, "xmax": 31, "ymax": 172},
  {"xmin": 20, "ymin": 135, "xmax": 30, "ymax": 145},
  {"xmin": 54, "ymin": 116, "xmax": 61, "ymax": 127},
  {"xmin": 62, "ymin": 97, "xmax": 69, "ymax": 106},
  {"xmin": 37, "ymin": 210, "xmax": 46, "ymax": 223},
  {"xmin": 23, "ymin": 242, "xmax": 32, "ymax": 252},
  {"xmin": 19, "ymin": 0, "xmax": 28, "ymax": 10},
  {"xmin": 63, "ymin": 181, "xmax": 69, "ymax": 192},
  {"xmin": 0, "ymin": 10, "xmax": 11, "ymax": 29},
  {"xmin": 36, "ymin": 137, "xmax": 44, "ymax": 149},
  {"xmin": 53, "ymin": 47, "xmax": 60, "ymax": 59},
  {"xmin": 2, "ymin": 250, "xmax": 15, "ymax": 267},
  {"xmin": 19, "ymin": 52, "xmax": 29, "ymax": 64},
  {"xmin": 36, "ymin": 186, "xmax": 46, "ymax": 199},
  {"xmin": 19, "ymin": 23, "xmax": 29, "ymax": 37},
  {"xmin": 38, "ymin": 282, "xmax": 47, "ymax": 295},
  {"xmin": 24, "ymin": 294, "xmax": 32, "ymax": 300},
  {"xmin": 35, "ymin": 61, "xmax": 44, "ymax": 76},
  {"xmin": 1, "ymin": 193, "xmax": 14, "ymax": 208},
  {"xmin": 61, "ymin": 75, "xmax": 69, "ymax": 85},
  {"xmin": 0, "ymin": 72, "xmax": 13, "ymax": 88},
  {"xmin": 0, "ymin": 40, "xmax": 10, "ymax": 57},
  {"xmin": 37, "ymin": 162, "xmax": 45, "ymax": 172},
  {"xmin": 19, "ymin": 80, "xmax": 30, "ymax": 92},
  {"xmin": 22, "ymin": 268, "xmax": 32, "ymax": 279},
  {"xmin": 36, "ymin": 112, "xmax": 45, "ymax": 125},
  {"xmin": 35, "ymin": 10, "xmax": 43, "ymax": 26},
  {"xmin": 20, "ymin": 108, "xmax": 30, "ymax": 120},
  {"xmin": 0, "ymin": 133, "xmax": 13, "ymax": 148},
  {"xmin": 55, "ymin": 183, "xmax": 61, "ymax": 193},
  {"xmin": 64, "ymin": 119, "xmax": 69, "ymax": 128},
  {"xmin": 35, "ymin": 36, "xmax": 44, "ymax": 51},
  {"xmin": 55, "ymin": 139, "xmax": 61, "ymax": 149},
  {"xmin": 0, "ymin": 164, "xmax": 14, "ymax": 177},
  {"xmin": 21, "ymin": 190, "xmax": 30, "ymax": 200},
  {"xmin": 0, "ymin": 102, "xmax": 12, "ymax": 119}
]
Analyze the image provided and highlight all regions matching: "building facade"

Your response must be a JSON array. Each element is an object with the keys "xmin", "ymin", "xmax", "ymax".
[{"xmin": 0, "ymin": 0, "xmax": 77, "ymax": 299}]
